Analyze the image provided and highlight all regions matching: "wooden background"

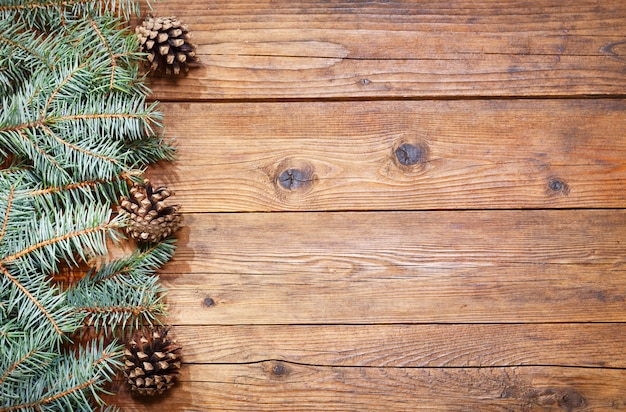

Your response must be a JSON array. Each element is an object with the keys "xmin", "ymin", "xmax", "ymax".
[{"xmin": 107, "ymin": 1, "xmax": 626, "ymax": 410}]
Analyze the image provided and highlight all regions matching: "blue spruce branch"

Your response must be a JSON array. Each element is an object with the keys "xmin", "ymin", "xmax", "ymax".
[{"xmin": 0, "ymin": 0, "xmax": 180, "ymax": 409}]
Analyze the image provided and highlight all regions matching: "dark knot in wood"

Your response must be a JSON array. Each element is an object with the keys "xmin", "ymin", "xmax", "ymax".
[
  {"xmin": 279, "ymin": 168, "xmax": 309, "ymax": 191},
  {"xmin": 556, "ymin": 390, "xmax": 586, "ymax": 410},
  {"xmin": 271, "ymin": 362, "xmax": 289, "ymax": 377},
  {"xmin": 532, "ymin": 388, "xmax": 586, "ymax": 410},
  {"xmin": 502, "ymin": 386, "xmax": 586, "ymax": 411},
  {"xmin": 272, "ymin": 363, "xmax": 286, "ymax": 375},
  {"xmin": 549, "ymin": 179, "xmax": 563, "ymax": 192},
  {"xmin": 548, "ymin": 177, "xmax": 569, "ymax": 196},
  {"xmin": 275, "ymin": 159, "xmax": 317, "ymax": 193},
  {"xmin": 394, "ymin": 142, "xmax": 428, "ymax": 167}
]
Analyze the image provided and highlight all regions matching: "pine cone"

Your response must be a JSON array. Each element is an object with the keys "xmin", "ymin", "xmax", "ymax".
[
  {"xmin": 119, "ymin": 180, "xmax": 182, "ymax": 243},
  {"xmin": 124, "ymin": 327, "xmax": 182, "ymax": 396},
  {"xmin": 135, "ymin": 15, "xmax": 198, "ymax": 75}
]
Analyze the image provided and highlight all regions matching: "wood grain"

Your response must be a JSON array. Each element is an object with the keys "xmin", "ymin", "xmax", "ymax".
[
  {"xmin": 140, "ymin": 0, "xmax": 626, "ymax": 100},
  {"xmin": 106, "ymin": 2, "xmax": 626, "ymax": 410},
  {"xmin": 104, "ymin": 365, "xmax": 626, "ymax": 411},
  {"xmin": 160, "ymin": 324, "xmax": 626, "ymax": 368},
  {"xmin": 148, "ymin": 99, "xmax": 626, "ymax": 212},
  {"xmin": 153, "ymin": 210, "xmax": 626, "ymax": 324}
]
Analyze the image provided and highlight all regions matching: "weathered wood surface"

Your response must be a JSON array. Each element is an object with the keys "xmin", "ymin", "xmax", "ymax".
[
  {"xmin": 157, "ymin": 211, "xmax": 626, "ymax": 324},
  {"xmin": 107, "ymin": 366, "xmax": 625, "ymax": 411},
  {"xmin": 149, "ymin": 99, "xmax": 626, "ymax": 212},
  {"xmin": 109, "ymin": 0, "xmax": 626, "ymax": 410},
  {"xmin": 142, "ymin": 0, "xmax": 626, "ymax": 100},
  {"xmin": 146, "ymin": 324, "xmax": 626, "ymax": 368}
]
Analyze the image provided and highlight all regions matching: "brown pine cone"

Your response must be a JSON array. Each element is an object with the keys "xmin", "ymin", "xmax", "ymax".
[
  {"xmin": 135, "ymin": 15, "xmax": 199, "ymax": 75},
  {"xmin": 119, "ymin": 180, "xmax": 182, "ymax": 243},
  {"xmin": 124, "ymin": 327, "xmax": 182, "ymax": 396}
]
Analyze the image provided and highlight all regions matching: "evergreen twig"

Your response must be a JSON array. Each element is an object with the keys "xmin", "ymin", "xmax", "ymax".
[{"xmin": 0, "ymin": 0, "xmax": 177, "ymax": 410}]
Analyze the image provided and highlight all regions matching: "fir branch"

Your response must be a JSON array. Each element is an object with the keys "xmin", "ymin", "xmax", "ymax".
[
  {"xmin": 0, "ymin": 24, "xmax": 54, "ymax": 70},
  {"xmin": 69, "ymin": 272, "xmax": 167, "ymax": 332},
  {"xmin": 27, "ymin": 172, "xmax": 129, "ymax": 197},
  {"xmin": 76, "ymin": 300, "xmax": 166, "ymax": 328},
  {"xmin": 14, "ymin": 128, "xmax": 70, "ymax": 185},
  {"xmin": 5, "ymin": 165, "xmax": 135, "ymax": 216},
  {"xmin": 0, "ymin": 0, "xmax": 87, "ymax": 12},
  {"xmin": 0, "ymin": 218, "xmax": 120, "ymax": 266},
  {"xmin": 74, "ymin": 15, "xmax": 148, "ymax": 95},
  {"xmin": 0, "ymin": 20, "xmax": 62, "ymax": 94},
  {"xmin": 65, "ymin": 242, "xmax": 175, "ymax": 333},
  {"xmin": 87, "ymin": 16, "xmax": 121, "ymax": 93},
  {"xmin": 44, "ymin": 123, "xmax": 121, "ymax": 162},
  {"xmin": 28, "ymin": 378, "xmax": 100, "ymax": 410},
  {"xmin": 52, "ymin": 112, "xmax": 150, "ymax": 124},
  {"xmin": 0, "ymin": 187, "xmax": 124, "ymax": 274},
  {"xmin": 0, "ymin": 265, "xmax": 62, "ymax": 336},
  {"xmin": 0, "ymin": 332, "xmax": 56, "ymax": 395},
  {"xmin": 0, "ymin": 0, "xmax": 142, "ymax": 30},
  {"xmin": 0, "ymin": 1, "xmax": 178, "ymax": 408},
  {"xmin": 0, "ymin": 19, "xmax": 171, "ymax": 182},
  {"xmin": 0, "ymin": 165, "xmax": 32, "ymax": 177},
  {"xmin": 0, "ymin": 353, "xmax": 31, "ymax": 389},
  {"xmin": 0, "ymin": 349, "xmax": 39, "ymax": 388},
  {"xmin": 0, "ymin": 333, "xmax": 57, "ymax": 390},
  {"xmin": 50, "ymin": 93, "xmax": 163, "ymax": 141},
  {"xmin": 26, "ymin": 170, "xmax": 133, "ymax": 207},
  {"xmin": 86, "ymin": 239, "xmax": 176, "ymax": 285},
  {"xmin": 3, "ymin": 167, "xmax": 132, "ymax": 210},
  {"xmin": 2, "ymin": 71, "xmax": 168, "ymax": 184},
  {"xmin": 0, "ymin": 122, "xmax": 40, "ymax": 133},
  {"xmin": 0, "ymin": 339, "xmax": 123, "ymax": 412},
  {"xmin": 123, "ymin": 133, "xmax": 176, "ymax": 168},
  {"xmin": 0, "ymin": 267, "xmax": 77, "ymax": 340},
  {"xmin": 41, "ymin": 59, "xmax": 90, "ymax": 117}
]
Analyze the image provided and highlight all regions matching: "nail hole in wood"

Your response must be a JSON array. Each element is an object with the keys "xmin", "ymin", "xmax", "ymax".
[{"xmin": 203, "ymin": 296, "xmax": 215, "ymax": 307}]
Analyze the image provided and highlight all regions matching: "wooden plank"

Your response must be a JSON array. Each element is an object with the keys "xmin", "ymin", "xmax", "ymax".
[
  {"xmin": 140, "ymin": 0, "xmax": 626, "ymax": 100},
  {"xmin": 148, "ymin": 99, "xmax": 626, "ymax": 212},
  {"xmin": 165, "ymin": 324, "xmax": 626, "ymax": 368},
  {"xmin": 104, "ymin": 365, "xmax": 626, "ymax": 411},
  {"xmin": 157, "ymin": 210, "xmax": 626, "ymax": 324}
]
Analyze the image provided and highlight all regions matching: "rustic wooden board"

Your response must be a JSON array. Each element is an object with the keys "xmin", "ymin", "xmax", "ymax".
[
  {"xmin": 141, "ymin": 0, "xmax": 626, "ymax": 100},
  {"xmin": 105, "ymin": 365, "xmax": 625, "ymax": 411},
  {"xmin": 106, "ymin": 2, "xmax": 626, "ymax": 410},
  {"xmin": 148, "ymin": 99, "xmax": 626, "ymax": 212},
  {"xmin": 160, "ymin": 324, "xmax": 626, "ymax": 368},
  {"xmin": 153, "ymin": 210, "xmax": 626, "ymax": 324}
]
